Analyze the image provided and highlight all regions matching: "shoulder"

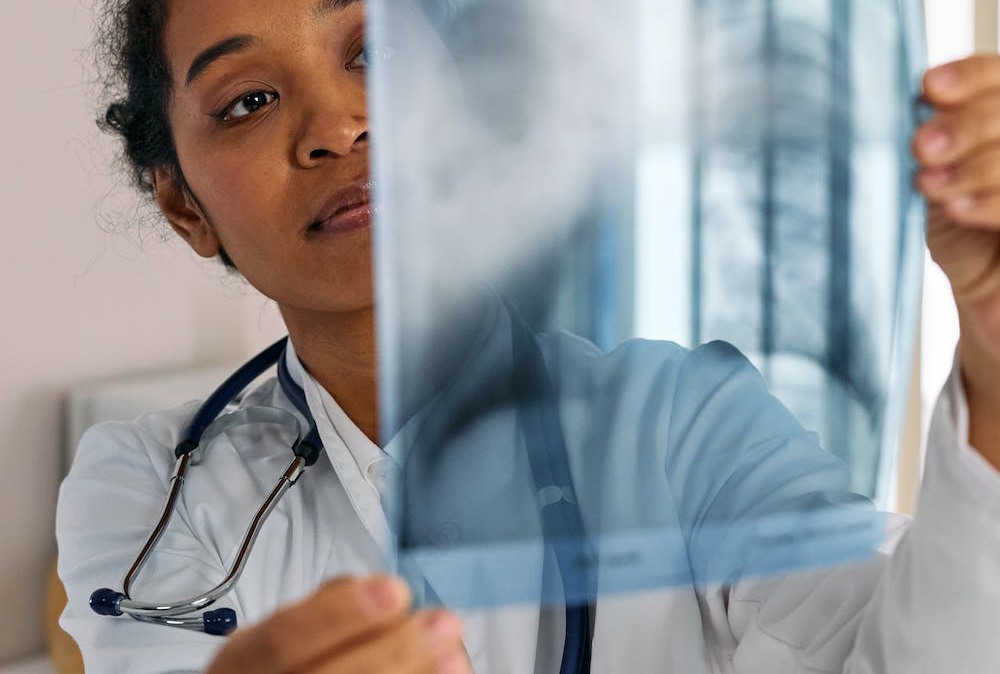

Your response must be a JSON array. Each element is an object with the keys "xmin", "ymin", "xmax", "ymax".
[
  {"xmin": 64, "ymin": 376, "xmax": 283, "ymax": 488},
  {"xmin": 57, "ymin": 374, "xmax": 287, "ymax": 558},
  {"xmin": 58, "ymin": 375, "xmax": 285, "ymax": 553},
  {"xmin": 535, "ymin": 332, "xmax": 813, "ymax": 473},
  {"xmin": 534, "ymin": 333, "xmax": 779, "ymax": 470},
  {"xmin": 537, "ymin": 331, "xmax": 764, "ymax": 406},
  {"xmin": 65, "ymin": 400, "xmax": 199, "ymax": 493}
]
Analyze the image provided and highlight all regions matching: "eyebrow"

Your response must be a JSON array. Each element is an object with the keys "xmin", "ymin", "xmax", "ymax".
[
  {"xmin": 186, "ymin": 35, "xmax": 258, "ymax": 87},
  {"xmin": 185, "ymin": 0, "xmax": 361, "ymax": 87},
  {"xmin": 312, "ymin": 0, "xmax": 362, "ymax": 19}
]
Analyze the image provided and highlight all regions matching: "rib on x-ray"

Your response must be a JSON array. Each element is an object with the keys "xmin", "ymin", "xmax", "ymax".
[{"xmin": 368, "ymin": 0, "xmax": 927, "ymax": 609}]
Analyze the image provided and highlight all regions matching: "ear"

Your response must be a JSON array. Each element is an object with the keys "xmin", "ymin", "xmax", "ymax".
[{"xmin": 150, "ymin": 168, "xmax": 222, "ymax": 259}]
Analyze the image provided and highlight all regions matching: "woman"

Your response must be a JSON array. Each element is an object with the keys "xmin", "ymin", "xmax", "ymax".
[{"xmin": 57, "ymin": 0, "xmax": 1000, "ymax": 672}]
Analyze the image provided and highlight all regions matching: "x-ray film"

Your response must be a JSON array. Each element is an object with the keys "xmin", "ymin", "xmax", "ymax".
[{"xmin": 370, "ymin": 0, "xmax": 927, "ymax": 609}]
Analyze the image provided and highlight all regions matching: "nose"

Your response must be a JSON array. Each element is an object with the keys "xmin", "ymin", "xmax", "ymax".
[{"xmin": 293, "ymin": 84, "xmax": 369, "ymax": 167}]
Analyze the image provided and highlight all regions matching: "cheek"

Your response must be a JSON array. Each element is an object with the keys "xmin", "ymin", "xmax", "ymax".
[
  {"xmin": 170, "ymin": 106, "xmax": 288, "ymax": 239},
  {"xmin": 181, "ymin": 139, "xmax": 303, "ymax": 284},
  {"xmin": 179, "ymin": 140, "xmax": 297, "ymax": 277},
  {"xmin": 192, "ymin": 148, "xmax": 288, "ymax": 236},
  {"xmin": 173, "ymin": 127, "xmax": 374, "ymax": 312}
]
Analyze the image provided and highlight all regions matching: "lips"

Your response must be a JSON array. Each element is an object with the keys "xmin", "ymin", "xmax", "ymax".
[{"xmin": 309, "ymin": 181, "xmax": 374, "ymax": 235}]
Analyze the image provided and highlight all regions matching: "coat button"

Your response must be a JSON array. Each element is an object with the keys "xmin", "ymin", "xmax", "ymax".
[{"xmin": 430, "ymin": 522, "xmax": 462, "ymax": 545}]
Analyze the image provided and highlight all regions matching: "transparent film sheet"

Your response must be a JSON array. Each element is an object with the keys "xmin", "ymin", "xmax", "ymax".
[{"xmin": 370, "ymin": 0, "xmax": 927, "ymax": 609}]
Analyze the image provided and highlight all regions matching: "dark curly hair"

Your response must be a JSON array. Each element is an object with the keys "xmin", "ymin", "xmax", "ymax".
[
  {"xmin": 97, "ymin": 0, "xmax": 178, "ymax": 193},
  {"xmin": 96, "ymin": 0, "xmax": 237, "ymax": 267}
]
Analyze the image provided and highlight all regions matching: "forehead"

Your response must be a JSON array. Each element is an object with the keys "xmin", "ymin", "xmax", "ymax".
[{"xmin": 163, "ymin": 0, "xmax": 364, "ymax": 75}]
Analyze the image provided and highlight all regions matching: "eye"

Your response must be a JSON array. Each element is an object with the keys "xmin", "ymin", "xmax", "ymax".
[
  {"xmin": 219, "ymin": 90, "xmax": 278, "ymax": 121},
  {"xmin": 347, "ymin": 45, "xmax": 396, "ymax": 70}
]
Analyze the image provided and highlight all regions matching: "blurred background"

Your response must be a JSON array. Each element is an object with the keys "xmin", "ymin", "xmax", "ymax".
[
  {"xmin": 0, "ymin": 0, "xmax": 989, "ymax": 670},
  {"xmin": 0, "ymin": 2, "xmax": 285, "ymax": 670}
]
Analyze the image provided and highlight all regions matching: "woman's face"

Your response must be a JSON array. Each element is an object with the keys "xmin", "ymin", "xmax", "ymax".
[{"xmin": 156, "ymin": 0, "xmax": 373, "ymax": 314}]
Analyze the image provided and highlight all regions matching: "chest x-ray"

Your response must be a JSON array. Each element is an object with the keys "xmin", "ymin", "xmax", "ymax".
[{"xmin": 370, "ymin": 0, "xmax": 927, "ymax": 609}]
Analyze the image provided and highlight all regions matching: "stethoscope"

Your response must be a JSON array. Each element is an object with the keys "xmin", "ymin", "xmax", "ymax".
[{"xmin": 89, "ymin": 318, "xmax": 594, "ymax": 673}]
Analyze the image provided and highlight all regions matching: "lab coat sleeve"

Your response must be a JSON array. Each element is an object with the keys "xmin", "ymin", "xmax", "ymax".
[
  {"xmin": 56, "ymin": 405, "xmax": 234, "ymax": 674},
  {"xmin": 687, "ymin": 348, "xmax": 1000, "ymax": 673}
]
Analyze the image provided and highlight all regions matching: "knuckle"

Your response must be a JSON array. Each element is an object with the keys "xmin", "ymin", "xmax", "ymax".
[
  {"xmin": 985, "ymin": 113, "xmax": 1000, "ymax": 146},
  {"xmin": 967, "ymin": 156, "xmax": 1000, "ymax": 186},
  {"xmin": 956, "ymin": 99, "xmax": 1000, "ymax": 149},
  {"xmin": 962, "ymin": 55, "xmax": 994, "ymax": 83},
  {"xmin": 974, "ymin": 96, "xmax": 1000, "ymax": 128},
  {"xmin": 970, "ymin": 53, "xmax": 1000, "ymax": 71},
  {"xmin": 376, "ymin": 620, "xmax": 438, "ymax": 671}
]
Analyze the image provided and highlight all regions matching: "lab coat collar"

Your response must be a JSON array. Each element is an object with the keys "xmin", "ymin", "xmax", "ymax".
[{"xmin": 281, "ymin": 337, "xmax": 412, "ymax": 470}]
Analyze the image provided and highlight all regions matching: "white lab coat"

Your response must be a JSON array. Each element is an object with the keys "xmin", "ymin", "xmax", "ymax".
[{"xmin": 56, "ymin": 305, "xmax": 1000, "ymax": 673}]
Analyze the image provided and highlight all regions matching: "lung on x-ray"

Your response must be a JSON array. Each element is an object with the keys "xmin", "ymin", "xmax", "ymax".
[{"xmin": 369, "ymin": 0, "xmax": 927, "ymax": 609}]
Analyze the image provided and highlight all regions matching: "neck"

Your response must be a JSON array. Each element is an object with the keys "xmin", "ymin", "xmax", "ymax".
[{"xmin": 281, "ymin": 304, "xmax": 380, "ymax": 445}]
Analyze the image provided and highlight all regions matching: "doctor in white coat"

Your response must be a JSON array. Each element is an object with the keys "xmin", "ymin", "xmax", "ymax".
[{"xmin": 58, "ymin": 0, "xmax": 1000, "ymax": 672}]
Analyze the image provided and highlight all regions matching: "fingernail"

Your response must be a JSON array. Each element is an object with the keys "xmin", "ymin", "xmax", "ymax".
[
  {"xmin": 361, "ymin": 577, "xmax": 402, "ymax": 615},
  {"xmin": 921, "ymin": 126, "xmax": 953, "ymax": 158},
  {"xmin": 424, "ymin": 613, "xmax": 461, "ymax": 643},
  {"xmin": 927, "ymin": 66, "xmax": 959, "ymax": 93},
  {"xmin": 950, "ymin": 196, "xmax": 976, "ymax": 213}
]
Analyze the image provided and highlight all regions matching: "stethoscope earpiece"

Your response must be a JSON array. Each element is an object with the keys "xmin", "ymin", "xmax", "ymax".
[{"xmin": 89, "ymin": 588, "xmax": 125, "ymax": 617}]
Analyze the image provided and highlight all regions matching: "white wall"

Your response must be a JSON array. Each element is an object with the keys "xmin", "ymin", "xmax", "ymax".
[{"xmin": 0, "ymin": 1, "xmax": 282, "ymax": 663}]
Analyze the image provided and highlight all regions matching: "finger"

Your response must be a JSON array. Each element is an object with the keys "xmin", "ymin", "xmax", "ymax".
[
  {"xmin": 310, "ymin": 609, "xmax": 469, "ymax": 674},
  {"xmin": 917, "ymin": 143, "xmax": 1000, "ymax": 202},
  {"xmin": 923, "ymin": 55, "xmax": 1000, "ymax": 106},
  {"xmin": 913, "ymin": 94, "xmax": 1000, "ymax": 167},
  {"xmin": 937, "ymin": 190, "xmax": 1000, "ymax": 230},
  {"xmin": 207, "ymin": 576, "xmax": 411, "ymax": 674},
  {"xmin": 927, "ymin": 213, "xmax": 1000, "ymax": 306}
]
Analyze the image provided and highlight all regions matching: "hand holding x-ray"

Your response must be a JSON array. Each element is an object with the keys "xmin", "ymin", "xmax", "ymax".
[{"xmin": 920, "ymin": 57, "xmax": 1000, "ymax": 469}]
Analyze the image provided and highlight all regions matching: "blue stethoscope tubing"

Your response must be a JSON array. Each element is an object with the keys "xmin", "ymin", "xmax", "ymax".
[
  {"xmin": 88, "ymin": 338, "xmax": 322, "ymax": 635},
  {"xmin": 510, "ymin": 312, "xmax": 594, "ymax": 674},
  {"xmin": 90, "ymin": 324, "xmax": 595, "ymax": 672}
]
